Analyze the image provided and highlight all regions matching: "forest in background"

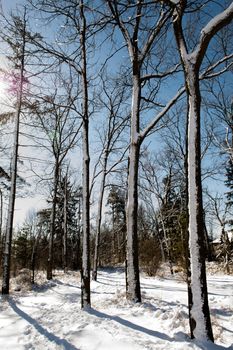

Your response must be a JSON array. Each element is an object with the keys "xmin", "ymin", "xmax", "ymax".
[{"xmin": 0, "ymin": 0, "xmax": 233, "ymax": 344}]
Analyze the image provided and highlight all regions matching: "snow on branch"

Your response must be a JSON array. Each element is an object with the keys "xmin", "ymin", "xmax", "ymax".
[{"xmin": 192, "ymin": 2, "xmax": 233, "ymax": 67}]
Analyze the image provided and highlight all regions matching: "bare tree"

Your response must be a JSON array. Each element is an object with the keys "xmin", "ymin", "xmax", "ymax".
[
  {"xmin": 106, "ymin": 0, "xmax": 184, "ymax": 303},
  {"xmin": 78, "ymin": 0, "xmax": 91, "ymax": 308},
  {"xmin": 30, "ymin": 77, "xmax": 82, "ymax": 280},
  {"xmin": 165, "ymin": 0, "xmax": 233, "ymax": 341},
  {"xmin": 29, "ymin": 0, "xmax": 95, "ymax": 310},
  {"xmin": 92, "ymin": 75, "xmax": 129, "ymax": 281}
]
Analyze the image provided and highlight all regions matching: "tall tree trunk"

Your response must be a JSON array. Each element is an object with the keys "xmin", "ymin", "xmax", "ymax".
[
  {"xmin": 92, "ymin": 152, "xmax": 107, "ymax": 281},
  {"xmin": 126, "ymin": 70, "xmax": 141, "ymax": 302},
  {"xmin": 170, "ymin": 2, "xmax": 233, "ymax": 340},
  {"xmin": 63, "ymin": 174, "xmax": 68, "ymax": 272},
  {"xmin": 80, "ymin": 0, "xmax": 91, "ymax": 308},
  {"xmin": 186, "ymin": 67, "xmax": 213, "ymax": 341},
  {"xmin": 0, "ymin": 189, "xmax": 2, "ymax": 242},
  {"xmin": 184, "ymin": 100, "xmax": 194, "ymax": 339},
  {"xmin": 2, "ymin": 108, "xmax": 20, "ymax": 294},
  {"xmin": 1, "ymin": 17, "xmax": 26, "ymax": 294},
  {"xmin": 76, "ymin": 198, "xmax": 82, "ymax": 271},
  {"xmin": 47, "ymin": 161, "xmax": 59, "ymax": 280},
  {"xmin": 31, "ymin": 242, "xmax": 36, "ymax": 284}
]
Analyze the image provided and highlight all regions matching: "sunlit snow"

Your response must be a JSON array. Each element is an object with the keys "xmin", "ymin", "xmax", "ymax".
[{"xmin": 0, "ymin": 266, "xmax": 232, "ymax": 350}]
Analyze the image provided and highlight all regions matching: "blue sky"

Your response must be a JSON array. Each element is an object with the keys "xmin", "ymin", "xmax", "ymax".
[{"xmin": 0, "ymin": 0, "xmax": 232, "ymax": 234}]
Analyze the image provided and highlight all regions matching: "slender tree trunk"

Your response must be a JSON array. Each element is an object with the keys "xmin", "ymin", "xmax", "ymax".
[
  {"xmin": 186, "ymin": 67, "xmax": 213, "ymax": 341},
  {"xmin": 63, "ymin": 174, "xmax": 68, "ymax": 272},
  {"xmin": 2, "ymin": 107, "xmax": 21, "ymax": 294},
  {"xmin": 76, "ymin": 199, "xmax": 82, "ymax": 270},
  {"xmin": 2, "ymin": 20, "xmax": 25, "ymax": 293},
  {"xmin": 92, "ymin": 153, "xmax": 107, "ymax": 281},
  {"xmin": 47, "ymin": 161, "xmax": 59, "ymax": 280},
  {"xmin": 159, "ymin": 238, "xmax": 166, "ymax": 263},
  {"xmin": 126, "ymin": 69, "xmax": 141, "ymax": 302},
  {"xmin": 203, "ymin": 215, "xmax": 211, "ymax": 261},
  {"xmin": 80, "ymin": 0, "xmax": 91, "ymax": 308},
  {"xmin": 158, "ymin": 208, "xmax": 174, "ymax": 275},
  {"xmin": 31, "ymin": 237, "xmax": 37, "ymax": 284},
  {"xmin": 0, "ymin": 189, "xmax": 3, "ymax": 274},
  {"xmin": 0, "ymin": 189, "xmax": 2, "ymax": 242},
  {"xmin": 155, "ymin": 217, "xmax": 166, "ymax": 263}
]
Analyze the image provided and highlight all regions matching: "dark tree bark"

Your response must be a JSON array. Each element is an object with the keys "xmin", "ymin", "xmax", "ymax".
[
  {"xmin": 80, "ymin": 0, "xmax": 91, "ymax": 308},
  {"xmin": 2, "ymin": 12, "xmax": 26, "ymax": 295},
  {"xmin": 0, "ymin": 189, "xmax": 2, "ymax": 242},
  {"xmin": 47, "ymin": 161, "xmax": 59, "ymax": 280},
  {"xmin": 63, "ymin": 173, "xmax": 68, "ymax": 273}
]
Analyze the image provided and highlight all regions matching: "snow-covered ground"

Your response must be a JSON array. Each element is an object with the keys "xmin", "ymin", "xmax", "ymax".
[{"xmin": 0, "ymin": 267, "xmax": 232, "ymax": 350}]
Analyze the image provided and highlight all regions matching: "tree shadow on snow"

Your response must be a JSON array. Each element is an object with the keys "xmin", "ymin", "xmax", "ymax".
[
  {"xmin": 52, "ymin": 279, "xmax": 81, "ymax": 289},
  {"xmin": 173, "ymin": 332, "xmax": 232, "ymax": 350},
  {"xmin": 86, "ymin": 307, "xmax": 173, "ymax": 342},
  {"xmin": 32, "ymin": 281, "xmax": 57, "ymax": 293},
  {"xmin": 86, "ymin": 308, "xmax": 232, "ymax": 350},
  {"xmin": 32, "ymin": 279, "xmax": 80, "ymax": 294},
  {"xmin": 99, "ymin": 267, "xmax": 125, "ymax": 274},
  {"xmin": 141, "ymin": 282, "xmax": 186, "ymax": 294},
  {"xmin": 8, "ymin": 298, "xmax": 79, "ymax": 350},
  {"xmin": 94, "ymin": 279, "xmax": 125, "ymax": 287},
  {"xmin": 211, "ymin": 308, "xmax": 232, "ymax": 318},
  {"xmin": 208, "ymin": 291, "xmax": 231, "ymax": 298}
]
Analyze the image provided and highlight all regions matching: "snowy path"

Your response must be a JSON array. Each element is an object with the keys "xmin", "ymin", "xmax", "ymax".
[{"xmin": 0, "ymin": 269, "xmax": 232, "ymax": 350}]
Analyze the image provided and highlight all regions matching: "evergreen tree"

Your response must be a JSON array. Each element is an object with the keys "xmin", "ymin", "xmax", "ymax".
[
  {"xmin": 157, "ymin": 174, "xmax": 186, "ymax": 272},
  {"xmin": 55, "ymin": 177, "xmax": 82, "ymax": 271},
  {"xmin": 13, "ymin": 225, "xmax": 32, "ymax": 271},
  {"xmin": 107, "ymin": 185, "xmax": 126, "ymax": 264}
]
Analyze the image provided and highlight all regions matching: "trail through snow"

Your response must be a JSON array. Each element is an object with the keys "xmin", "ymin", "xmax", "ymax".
[{"xmin": 0, "ymin": 268, "xmax": 232, "ymax": 350}]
